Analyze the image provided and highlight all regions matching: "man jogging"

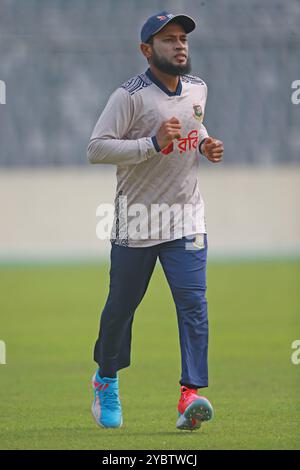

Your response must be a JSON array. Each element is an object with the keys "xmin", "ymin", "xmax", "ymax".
[{"xmin": 87, "ymin": 11, "xmax": 224, "ymax": 431}]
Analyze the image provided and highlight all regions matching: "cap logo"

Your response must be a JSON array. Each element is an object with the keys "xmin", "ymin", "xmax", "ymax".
[{"xmin": 156, "ymin": 14, "xmax": 175, "ymax": 21}]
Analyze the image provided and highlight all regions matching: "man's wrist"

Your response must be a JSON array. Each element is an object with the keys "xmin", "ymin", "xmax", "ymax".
[{"xmin": 199, "ymin": 137, "xmax": 208, "ymax": 156}]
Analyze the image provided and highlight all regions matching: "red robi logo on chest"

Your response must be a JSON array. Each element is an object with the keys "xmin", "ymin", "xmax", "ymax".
[{"xmin": 161, "ymin": 130, "xmax": 199, "ymax": 156}]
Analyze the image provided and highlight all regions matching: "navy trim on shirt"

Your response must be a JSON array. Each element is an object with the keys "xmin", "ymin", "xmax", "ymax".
[
  {"xmin": 145, "ymin": 68, "xmax": 182, "ymax": 97},
  {"xmin": 151, "ymin": 136, "xmax": 161, "ymax": 152},
  {"xmin": 199, "ymin": 137, "xmax": 208, "ymax": 155}
]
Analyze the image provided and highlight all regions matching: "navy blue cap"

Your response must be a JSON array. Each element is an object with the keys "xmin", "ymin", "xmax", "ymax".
[{"xmin": 141, "ymin": 11, "xmax": 196, "ymax": 44}]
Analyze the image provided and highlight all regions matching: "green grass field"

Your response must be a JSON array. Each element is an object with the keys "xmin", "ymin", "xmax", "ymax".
[{"xmin": 0, "ymin": 259, "xmax": 299, "ymax": 450}]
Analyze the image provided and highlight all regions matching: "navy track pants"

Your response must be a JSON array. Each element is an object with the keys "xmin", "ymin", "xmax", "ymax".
[{"xmin": 94, "ymin": 234, "xmax": 209, "ymax": 388}]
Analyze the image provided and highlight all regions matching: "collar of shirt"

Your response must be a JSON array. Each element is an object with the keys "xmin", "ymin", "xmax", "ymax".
[{"xmin": 145, "ymin": 68, "xmax": 182, "ymax": 97}]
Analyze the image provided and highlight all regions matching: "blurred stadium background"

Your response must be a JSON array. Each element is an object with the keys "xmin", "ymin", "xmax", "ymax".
[
  {"xmin": 0, "ymin": 0, "xmax": 299, "ymax": 450},
  {"xmin": 0, "ymin": 0, "xmax": 299, "ymax": 261}
]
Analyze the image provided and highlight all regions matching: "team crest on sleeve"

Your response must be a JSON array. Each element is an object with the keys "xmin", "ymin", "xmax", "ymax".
[{"xmin": 193, "ymin": 104, "xmax": 203, "ymax": 121}]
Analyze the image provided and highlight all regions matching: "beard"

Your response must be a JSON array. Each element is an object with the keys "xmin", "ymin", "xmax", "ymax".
[{"xmin": 151, "ymin": 48, "xmax": 192, "ymax": 76}]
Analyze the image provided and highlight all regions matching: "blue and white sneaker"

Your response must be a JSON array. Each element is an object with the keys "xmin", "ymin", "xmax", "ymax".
[{"xmin": 91, "ymin": 371, "xmax": 123, "ymax": 428}]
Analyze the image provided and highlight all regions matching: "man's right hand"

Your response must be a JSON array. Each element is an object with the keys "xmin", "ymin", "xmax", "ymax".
[{"xmin": 155, "ymin": 117, "xmax": 181, "ymax": 151}]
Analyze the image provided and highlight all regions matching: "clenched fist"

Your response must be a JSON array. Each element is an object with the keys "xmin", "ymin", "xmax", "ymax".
[
  {"xmin": 201, "ymin": 137, "xmax": 224, "ymax": 163},
  {"xmin": 155, "ymin": 117, "xmax": 181, "ymax": 151}
]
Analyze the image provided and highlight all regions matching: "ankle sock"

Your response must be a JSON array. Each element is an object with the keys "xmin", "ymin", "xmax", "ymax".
[
  {"xmin": 98, "ymin": 367, "xmax": 117, "ymax": 379},
  {"xmin": 181, "ymin": 383, "xmax": 198, "ymax": 390}
]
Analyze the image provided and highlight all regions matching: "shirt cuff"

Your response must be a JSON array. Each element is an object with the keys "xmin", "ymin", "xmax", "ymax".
[
  {"xmin": 151, "ymin": 136, "xmax": 161, "ymax": 153},
  {"xmin": 199, "ymin": 137, "xmax": 208, "ymax": 155}
]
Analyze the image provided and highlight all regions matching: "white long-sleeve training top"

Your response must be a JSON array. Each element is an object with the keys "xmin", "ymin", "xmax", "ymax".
[{"xmin": 87, "ymin": 68, "xmax": 209, "ymax": 247}]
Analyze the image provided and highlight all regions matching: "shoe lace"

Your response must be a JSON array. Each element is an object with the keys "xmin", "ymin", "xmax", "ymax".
[
  {"xmin": 181, "ymin": 387, "xmax": 197, "ymax": 402},
  {"xmin": 101, "ymin": 388, "xmax": 121, "ymax": 409}
]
